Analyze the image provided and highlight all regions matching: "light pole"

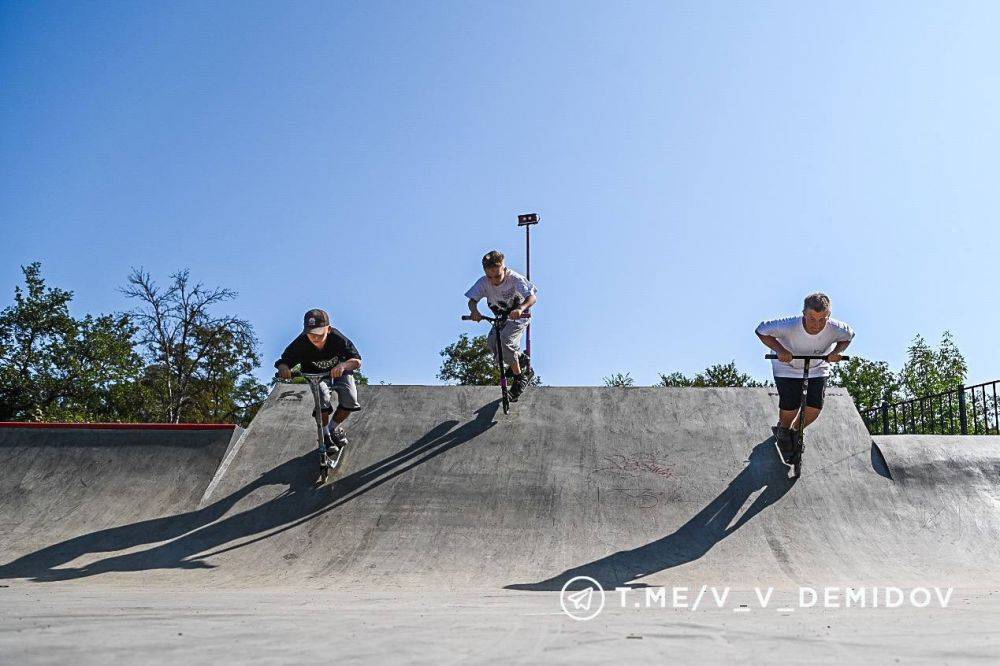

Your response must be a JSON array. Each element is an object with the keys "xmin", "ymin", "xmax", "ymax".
[{"xmin": 517, "ymin": 213, "xmax": 539, "ymax": 357}]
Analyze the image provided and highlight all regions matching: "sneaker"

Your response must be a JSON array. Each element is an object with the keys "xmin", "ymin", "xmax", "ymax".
[
  {"xmin": 509, "ymin": 373, "xmax": 528, "ymax": 401},
  {"xmin": 771, "ymin": 425, "xmax": 795, "ymax": 461},
  {"xmin": 329, "ymin": 425, "xmax": 349, "ymax": 449}
]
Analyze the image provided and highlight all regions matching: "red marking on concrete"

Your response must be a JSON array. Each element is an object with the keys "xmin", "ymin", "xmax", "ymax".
[{"xmin": 0, "ymin": 422, "xmax": 235, "ymax": 431}]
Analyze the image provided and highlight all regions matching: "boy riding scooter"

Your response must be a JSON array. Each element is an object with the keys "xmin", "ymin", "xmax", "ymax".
[
  {"xmin": 275, "ymin": 308, "xmax": 363, "ymax": 455},
  {"xmin": 465, "ymin": 250, "xmax": 538, "ymax": 400},
  {"xmin": 755, "ymin": 293, "xmax": 854, "ymax": 463}
]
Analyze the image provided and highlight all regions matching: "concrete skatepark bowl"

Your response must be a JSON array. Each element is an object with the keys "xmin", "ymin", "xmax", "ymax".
[{"xmin": 2, "ymin": 386, "xmax": 1000, "ymax": 663}]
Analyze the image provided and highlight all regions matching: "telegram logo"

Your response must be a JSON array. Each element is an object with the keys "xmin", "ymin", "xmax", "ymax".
[{"xmin": 560, "ymin": 576, "xmax": 606, "ymax": 621}]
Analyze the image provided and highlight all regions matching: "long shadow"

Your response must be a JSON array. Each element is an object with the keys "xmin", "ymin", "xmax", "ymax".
[
  {"xmin": 0, "ymin": 401, "xmax": 499, "ymax": 582},
  {"xmin": 506, "ymin": 438, "xmax": 794, "ymax": 591}
]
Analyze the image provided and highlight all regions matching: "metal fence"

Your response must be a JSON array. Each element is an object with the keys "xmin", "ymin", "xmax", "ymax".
[{"xmin": 861, "ymin": 380, "xmax": 1000, "ymax": 436}]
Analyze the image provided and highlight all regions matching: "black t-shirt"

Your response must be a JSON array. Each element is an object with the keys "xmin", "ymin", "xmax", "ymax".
[{"xmin": 275, "ymin": 328, "xmax": 362, "ymax": 374}]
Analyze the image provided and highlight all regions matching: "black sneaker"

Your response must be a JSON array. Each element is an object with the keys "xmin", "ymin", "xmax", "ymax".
[
  {"xmin": 771, "ymin": 425, "xmax": 795, "ymax": 461},
  {"xmin": 509, "ymin": 373, "xmax": 528, "ymax": 401},
  {"xmin": 329, "ymin": 426, "xmax": 349, "ymax": 449}
]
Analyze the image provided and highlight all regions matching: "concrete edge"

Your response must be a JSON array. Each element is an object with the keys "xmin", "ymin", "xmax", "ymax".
[{"xmin": 198, "ymin": 425, "xmax": 250, "ymax": 508}]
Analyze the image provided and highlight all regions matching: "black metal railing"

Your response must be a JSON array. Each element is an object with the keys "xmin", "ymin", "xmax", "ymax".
[{"xmin": 861, "ymin": 380, "xmax": 1000, "ymax": 436}]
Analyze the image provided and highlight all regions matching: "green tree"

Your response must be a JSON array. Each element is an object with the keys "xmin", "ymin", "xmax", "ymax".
[
  {"xmin": 438, "ymin": 334, "xmax": 498, "ymax": 385},
  {"xmin": 0, "ymin": 263, "xmax": 142, "ymax": 422},
  {"xmin": 604, "ymin": 372, "xmax": 635, "ymax": 387},
  {"xmin": 837, "ymin": 332, "xmax": 970, "ymax": 435},
  {"xmin": 438, "ymin": 334, "xmax": 541, "ymax": 386},
  {"xmin": 657, "ymin": 371, "xmax": 693, "ymax": 387},
  {"xmin": 122, "ymin": 268, "xmax": 268, "ymax": 424},
  {"xmin": 657, "ymin": 361, "xmax": 767, "ymax": 387},
  {"xmin": 900, "ymin": 332, "xmax": 966, "ymax": 399},
  {"xmin": 830, "ymin": 357, "xmax": 901, "ymax": 411}
]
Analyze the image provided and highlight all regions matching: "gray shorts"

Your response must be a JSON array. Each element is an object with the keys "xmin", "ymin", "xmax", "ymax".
[
  {"xmin": 488, "ymin": 318, "xmax": 530, "ymax": 366},
  {"xmin": 319, "ymin": 374, "xmax": 362, "ymax": 413}
]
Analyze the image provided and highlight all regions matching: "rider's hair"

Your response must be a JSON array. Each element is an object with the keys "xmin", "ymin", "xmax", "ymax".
[
  {"xmin": 482, "ymin": 250, "xmax": 505, "ymax": 269},
  {"xmin": 803, "ymin": 292, "xmax": 831, "ymax": 313}
]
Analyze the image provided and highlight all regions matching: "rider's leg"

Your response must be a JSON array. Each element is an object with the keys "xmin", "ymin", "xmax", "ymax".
[
  {"xmin": 775, "ymin": 378, "xmax": 802, "ymax": 430},
  {"xmin": 792, "ymin": 407, "xmax": 822, "ymax": 430},
  {"xmin": 317, "ymin": 382, "xmax": 334, "ymax": 428},
  {"xmin": 331, "ymin": 407, "xmax": 351, "ymax": 428},
  {"xmin": 501, "ymin": 320, "xmax": 530, "ymax": 397},
  {"xmin": 327, "ymin": 375, "xmax": 362, "ymax": 445},
  {"xmin": 487, "ymin": 327, "xmax": 503, "ymax": 372},
  {"xmin": 790, "ymin": 378, "xmax": 827, "ymax": 431},
  {"xmin": 499, "ymin": 320, "xmax": 529, "ymax": 375}
]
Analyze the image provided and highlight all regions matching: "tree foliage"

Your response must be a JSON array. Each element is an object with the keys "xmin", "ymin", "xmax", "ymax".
[
  {"xmin": 899, "ymin": 332, "xmax": 966, "ymax": 399},
  {"xmin": 0, "ymin": 263, "xmax": 142, "ymax": 422},
  {"xmin": 829, "ymin": 357, "xmax": 901, "ymax": 411},
  {"xmin": 438, "ymin": 333, "xmax": 541, "ymax": 386},
  {"xmin": 657, "ymin": 361, "xmax": 768, "ymax": 388},
  {"xmin": 603, "ymin": 372, "xmax": 635, "ymax": 387},
  {"xmin": 831, "ymin": 331, "xmax": 967, "ymax": 412},
  {"xmin": 438, "ymin": 334, "xmax": 498, "ymax": 385},
  {"xmin": 122, "ymin": 268, "xmax": 268, "ymax": 424}
]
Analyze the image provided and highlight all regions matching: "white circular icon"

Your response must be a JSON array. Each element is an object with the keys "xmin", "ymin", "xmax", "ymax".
[{"xmin": 560, "ymin": 576, "xmax": 606, "ymax": 621}]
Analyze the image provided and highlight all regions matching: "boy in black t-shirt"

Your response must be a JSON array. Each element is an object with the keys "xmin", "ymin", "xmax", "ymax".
[{"xmin": 276, "ymin": 308, "xmax": 363, "ymax": 452}]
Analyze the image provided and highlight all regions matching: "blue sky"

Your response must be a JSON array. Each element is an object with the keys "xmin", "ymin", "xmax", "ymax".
[{"xmin": 3, "ymin": 1, "xmax": 999, "ymax": 390}]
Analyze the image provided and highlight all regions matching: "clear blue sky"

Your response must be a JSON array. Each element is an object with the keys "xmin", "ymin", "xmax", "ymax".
[{"xmin": 3, "ymin": 1, "xmax": 999, "ymax": 390}]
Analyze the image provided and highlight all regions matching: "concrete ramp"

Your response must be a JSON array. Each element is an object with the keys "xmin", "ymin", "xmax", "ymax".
[
  {"xmin": 3, "ymin": 387, "xmax": 1000, "ymax": 593},
  {"xmin": 0, "ymin": 424, "xmax": 239, "ymax": 582}
]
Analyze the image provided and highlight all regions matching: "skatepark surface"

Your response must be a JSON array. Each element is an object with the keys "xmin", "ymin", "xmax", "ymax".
[{"xmin": 3, "ymin": 385, "xmax": 1000, "ymax": 663}]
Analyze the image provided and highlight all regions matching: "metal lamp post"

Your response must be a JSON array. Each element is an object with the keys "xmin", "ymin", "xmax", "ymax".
[{"xmin": 516, "ymin": 213, "xmax": 539, "ymax": 357}]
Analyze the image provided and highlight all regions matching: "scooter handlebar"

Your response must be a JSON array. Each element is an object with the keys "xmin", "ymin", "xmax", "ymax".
[
  {"xmin": 273, "ymin": 370, "xmax": 330, "ymax": 382},
  {"xmin": 461, "ymin": 313, "xmax": 532, "ymax": 321},
  {"xmin": 765, "ymin": 354, "xmax": 851, "ymax": 361}
]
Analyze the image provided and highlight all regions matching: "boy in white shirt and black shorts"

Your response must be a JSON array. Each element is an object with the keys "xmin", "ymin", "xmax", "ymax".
[{"xmin": 755, "ymin": 293, "xmax": 854, "ymax": 458}]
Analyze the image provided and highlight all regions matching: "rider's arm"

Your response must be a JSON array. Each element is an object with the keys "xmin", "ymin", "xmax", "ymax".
[
  {"xmin": 756, "ymin": 332, "xmax": 790, "ymax": 356},
  {"xmin": 510, "ymin": 293, "xmax": 537, "ymax": 319},
  {"xmin": 275, "ymin": 338, "xmax": 302, "ymax": 378},
  {"xmin": 331, "ymin": 332, "xmax": 363, "ymax": 377},
  {"xmin": 827, "ymin": 340, "xmax": 851, "ymax": 362},
  {"xmin": 336, "ymin": 358, "xmax": 362, "ymax": 374},
  {"xmin": 468, "ymin": 298, "xmax": 485, "ymax": 320}
]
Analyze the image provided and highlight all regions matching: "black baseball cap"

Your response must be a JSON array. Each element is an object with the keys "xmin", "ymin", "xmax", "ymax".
[{"xmin": 303, "ymin": 308, "xmax": 330, "ymax": 334}]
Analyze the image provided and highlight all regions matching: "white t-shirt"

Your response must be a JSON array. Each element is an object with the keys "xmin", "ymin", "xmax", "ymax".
[
  {"xmin": 756, "ymin": 315, "xmax": 855, "ymax": 378},
  {"xmin": 465, "ymin": 269, "xmax": 537, "ymax": 315}
]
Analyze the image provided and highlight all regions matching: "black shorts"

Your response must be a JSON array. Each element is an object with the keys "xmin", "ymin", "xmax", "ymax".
[{"xmin": 775, "ymin": 377, "xmax": 828, "ymax": 411}]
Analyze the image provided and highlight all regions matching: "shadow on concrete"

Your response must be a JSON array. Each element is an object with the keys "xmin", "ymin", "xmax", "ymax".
[
  {"xmin": 871, "ymin": 442, "xmax": 893, "ymax": 480},
  {"xmin": 506, "ymin": 438, "xmax": 794, "ymax": 591},
  {"xmin": 0, "ymin": 401, "xmax": 499, "ymax": 582}
]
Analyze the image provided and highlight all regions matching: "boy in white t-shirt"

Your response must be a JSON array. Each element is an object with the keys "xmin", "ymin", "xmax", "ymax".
[
  {"xmin": 755, "ymin": 293, "xmax": 854, "ymax": 456},
  {"xmin": 465, "ymin": 250, "xmax": 538, "ymax": 400}
]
